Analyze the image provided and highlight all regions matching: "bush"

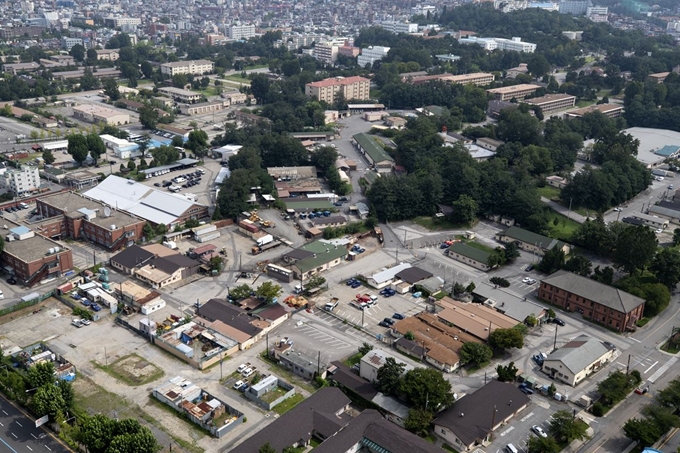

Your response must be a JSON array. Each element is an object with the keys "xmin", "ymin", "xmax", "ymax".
[{"xmin": 591, "ymin": 402, "xmax": 607, "ymax": 416}]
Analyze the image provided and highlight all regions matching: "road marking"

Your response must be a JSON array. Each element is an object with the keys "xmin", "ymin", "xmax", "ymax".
[
  {"xmin": 27, "ymin": 447, "xmax": 33, "ymax": 451},
  {"xmin": 648, "ymin": 357, "xmax": 678, "ymax": 383},
  {"xmin": 2, "ymin": 410, "xmax": 7, "ymax": 415},
  {"xmin": 31, "ymin": 434, "xmax": 36, "ymax": 439},
  {"xmin": 630, "ymin": 337, "xmax": 641, "ymax": 343},
  {"xmin": 11, "ymin": 433, "xmax": 17, "ymax": 438},
  {"xmin": 45, "ymin": 446, "xmax": 52, "ymax": 451},
  {"xmin": 0, "ymin": 437, "xmax": 19, "ymax": 453},
  {"xmin": 644, "ymin": 361, "xmax": 659, "ymax": 374},
  {"xmin": 499, "ymin": 426, "xmax": 515, "ymax": 437},
  {"xmin": 520, "ymin": 412, "xmax": 534, "ymax": 422},
  {"xmin": 15, "ymin": 421, "xmax": 22, "ymax": 427}
]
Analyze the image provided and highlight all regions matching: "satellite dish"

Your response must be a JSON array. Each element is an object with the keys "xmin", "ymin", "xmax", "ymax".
[{"xmin": 104, "ymin": 206, "xmax": 111, "ymax": 217}]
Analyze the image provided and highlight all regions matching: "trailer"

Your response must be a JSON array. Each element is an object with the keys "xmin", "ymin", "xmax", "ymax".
[{"xmin": 252, "ymin": 239, "xmax": 282, "ymax": 255}]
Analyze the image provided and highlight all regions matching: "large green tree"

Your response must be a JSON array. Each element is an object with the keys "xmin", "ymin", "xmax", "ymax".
[
  {"xmin": 139, "ymin": 105, "xmax": 159, "ymax": 129},
  {"xmin": 537, "ymin": 248, "xmax": 565, "ymax": 275},
  {"xmin": 404, "ymin": 408, "xmax": 434, "ymax": 435},
  {"xmin": 376, "ymin": 357, "xmax": 405, "ymax": 396},
  {"xmin": 613, "ymin": 225, "xmax": 658, "ymax": 275},
  {"xmin": 186, "ymin": 129, "xmax": 209, "ymax": 157},
  {"xmin": 527, "ymin": 435, "xmax": 560, "ymax": 453},
  {"xmin": 87, "ymin": 132, "xmax": 106, "ymax": 162},
  {"xmin": 489, "ymin": 328, "xmax": 524, "ymax": 351},
  {"xmin": 650, "ymin": 248, "xmax": 680, "ymax": 288},
  {"xmin": 228, "ymin": 284, "xmax": 252, "ymax": 301},
  {"xmin": 255, "ymin": 281, "xmax": 282, "ymax": 303},
  {"xmin": 399, "ymin": 368, "xmax": 454, "ymax": 412},
  {"xmin": 657, "ymin": 378, "xmax": 680, "ymax": 412},
  {"xmin": 67, "ymin": 134, "xmax": 90, "ymax": 164},
  {"xmin": 549, "ymin": 409, "xmax": 588, "ymax": 443},
  {"xmin": 459, "ymin": 342, "xmax": 493, "ymax": 366}
]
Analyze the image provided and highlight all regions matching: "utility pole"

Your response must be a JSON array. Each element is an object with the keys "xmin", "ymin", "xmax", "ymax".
[
  {"xmin": 361, "ymin": 307, "xmax": 365, "ymax": 327},
  {"xmin": 317, "ymin": 350, "xmax": 321, "ymax": 376},
  {"xmin": 626, "ymin": 354, "xmax": 632, "ymax": 375},
  {"xmin": 553, "ymin": 323, "xmax": 558, "ymax": 351},
  {"xmin": 490, "ymin": 405, "xmax": 498, "ymax": 437}
]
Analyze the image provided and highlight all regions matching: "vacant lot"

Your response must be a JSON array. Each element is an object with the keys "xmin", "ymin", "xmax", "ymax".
[{"xmin": 94, "ymin": 353, "xmax": 165, "ymax": 386}]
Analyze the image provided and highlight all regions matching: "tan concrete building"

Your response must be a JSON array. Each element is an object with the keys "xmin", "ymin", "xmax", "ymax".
[
  {"xmin": 72, "ymin": 105, "xmax": 129, "ymax": 126},
  {"xmin": 522, "ymin": 93, "xmax": 576, "ymax": 114},
  {"xmin": 486, "ymin": 84, "xmax": 541, "ymax": 101},
  {"xmin": 96, "ymin": 49, "xmax": 120, "ymax": 61},
  {"xmin": 305, "ymin": 76, "xmax": 370, "ymax": 104},
  {"xmin": 161, "ymin": 60, "xmax": 214, "ymax": 77}
]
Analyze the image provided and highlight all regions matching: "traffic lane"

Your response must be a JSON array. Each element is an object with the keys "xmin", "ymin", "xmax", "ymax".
[{"xmin": 0, "ymin": 393, "xmax": 70, "ymax": 452}]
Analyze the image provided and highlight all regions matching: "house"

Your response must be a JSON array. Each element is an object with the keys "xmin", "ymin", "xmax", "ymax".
[
  {"xmin": 351, "ymin": 133, "xmax": 395, "ymax": 173},
  {"xmin": 360, "ymin": 349, "xmax": 413, "ymax": 383},
  {"xmin": 394, "ymin": 266, "xmax": 433, "ymax": 286},
  {"xmin": 496, "ymin": 226, "xmax": 571, "ymax": 256},
  {"xmin": 366, "ymin": 263, "xmax": 412, "ymax": 289},
  {"xmin": 276, "ymin": 348, "xmax": 327, "ymax": 380},
  {"xmin": 542, "ymin": 335, "xmax": 616, "ymax": 386},
  {"xmin": 446, "ymin": 242, "xmax": 493, "ymax": 271},
  {"xmin": 230, "ymin": 387, "xmax": 351, "ymax": 453},
  {"xmin": 435, "ymin": 297, "xmax": 518, "ymax": 341},
  {"xmin": 546, "ymin": 175, "xmax": 568, "ymax": 189},
  {"xmin": 195, "ymin": 298, "xmax": 268, "ymax": 349},
  {"xmin": 506, "ymin": 63, "xmax": 529, "ymax": 78},
  {"xmin": 289, "ymin": 240, "xmax": 347, "ymax": 281},
  {"xmin": 539, "ymin": 270, "xmax": 645, "ymax": 332},
  {"xmin": 434, "ymin": 381, "xmax": 530, "ymax": 451}
]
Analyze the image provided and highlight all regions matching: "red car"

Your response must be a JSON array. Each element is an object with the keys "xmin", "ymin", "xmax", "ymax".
[{"xmin": 356, "ymin": 294, "xmax": 371, "ymax": 303}]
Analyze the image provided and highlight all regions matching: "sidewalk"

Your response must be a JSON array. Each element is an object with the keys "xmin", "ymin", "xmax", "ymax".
[{"xmin": 541, "ymin": 197, "xmax": 587, "ymax": 224}]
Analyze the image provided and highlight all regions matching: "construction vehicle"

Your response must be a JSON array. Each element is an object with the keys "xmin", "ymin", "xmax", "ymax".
[
  {"xmin": 260, "ymin": 220, "xmax": 276, "ymax": 228},
  {"xmin": 219, "ymin": 247, "xmax": 228, "ymax": 256},
  {"xmin": 283, "ymin": 295, "xmax": 308, "ymax": 308},
  {"xmin": 374, "ymin": 227, "xmax": 384, "ymax": 243}
]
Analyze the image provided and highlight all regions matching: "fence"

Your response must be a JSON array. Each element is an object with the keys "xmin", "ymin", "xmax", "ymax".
[{"xmin": 0, "ymin": 290, "xmax": 54, "ymax": 317}]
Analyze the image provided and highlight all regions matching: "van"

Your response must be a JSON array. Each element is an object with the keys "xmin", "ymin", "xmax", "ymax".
[{"xmin": 506, "ymin": 444, "xmax": 518, "ymax": 453}]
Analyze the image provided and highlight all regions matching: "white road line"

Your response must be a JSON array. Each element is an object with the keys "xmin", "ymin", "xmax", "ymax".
[
  {"xmin": 31, "ymin": 434, "xmax": 36, "ymax": 439},
  {"xmin": 648, "ymin": 357, "xmax": 678, "ymax": 383},
  {"xmin": 0, "ymin": 422, "xmax": 3, "ymax": 426},
  {"xmin": 27, "ymin": 446, "xmax": 33, "ymax": 451},
  {"xmin": 11, "ymin": 433, "xmax": 17, "ymax": 438},
  {"xmin": 645, "ymin": 361, "xmax": 659, "ymax": 374},
  {"xmin": 45, "ymin": 446, "xmax": 52, "ymax": 451},
  {"xmin": 2, "ymin": 410, "xmax": 7, "ymax": 415},
  {"xmin": 630, "ymin": 337, "xmax": 641, "ymax": 343},
  {"xmin": 15, "ymin": 421, "xmax": 22, "ymax": 427}
]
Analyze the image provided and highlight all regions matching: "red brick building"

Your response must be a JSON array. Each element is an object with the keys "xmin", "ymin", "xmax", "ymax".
[
  {"xmin": 539, "ymin": 270, "xmax": 645, "ymax": 332},
  {"xmin": 34, "ymin": 192, "xmax": 146, "ymax": 251},
  {"xmin": 2, "ymin": 223, "xmax": 73, "ymax": 287}
]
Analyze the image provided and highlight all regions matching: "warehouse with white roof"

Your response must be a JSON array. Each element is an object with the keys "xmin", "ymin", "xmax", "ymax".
[{"xmin": 84, "ymin": 175, "xmax": 209, "ymax": 228}]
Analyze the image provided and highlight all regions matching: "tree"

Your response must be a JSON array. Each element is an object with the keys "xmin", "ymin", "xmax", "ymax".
[
  {"xmin": 597, "ymin": 370, "xmax": 636, "ymax": 406},
  {"xmin": 489, "ymin": 328, "xmax": 524, "ymax": 350},
  {"xmin": 451, "ymin": 194, "xmax": 478, "ymax": 224},
  {"xmin": 69, "ymin": 44, "xmax": 85, "ymax": 62},
  {"xmin": 527, "ymin": 54, "xmax": 551, "ymax": 78},
  {"xmin": 623, "ymin": 418, "xmax": 662, "ymax": 447},
  {"xmin": 549, "ymin": 410, "xmax": 588, "ymax": 443},
  {"xmin": 139, "ymin": 105, "xmax": 159, "ymax": 130},
  {"xmin": 306, "ymin": 275, "xmax": 326, "ymax": 289},
  {"xmin": 504, "ymin": 241, "xmax": 520, "ymax": 263},
  {"xmin": 228, "ymin": 284, "xmax": 252, "ymax": 301},
  {"xmin": 657, "ymin": 378, "xmax": 680, "ymax": 412},
  {"xmin": 405, "ymin": 408, "xmax": 433, "ymax": 435},
  {"xmin": 59, "ymin": 381, "xmax": 75, "ymax": 413},
  {"xmin": 358, "ymin": 342, "xmax": 373, "ymax": 356},
  {"xmin": 255, "ymin": 281, "xmax": 282, "ymax": 303},
  {"xmin": 643, "ymin": 405, "xmax": 680, "ymax": 434},
  {"xmin": 404, "ymin": 331, "xmax": 415, "ymax": 341},
  {"xmin": 490, "ymin": 277, "xmax": 510, "ymax": 288},
  {"xmin": 258, "ymin": 443, "xmax": 277, "ymax": 453},
  {"xmin": 102, "ymin": 78, "xmax": 120, "ymax": 101},
  {"xmin": 674, "ymin": 228, "xmax": 680, "ymax": 246},
  {"xmin": 376, "ymin": 357, "xmax": 405, "ymax": 395},
  {"xmin": 127, "ymin": 160, "xmax": 136, "ymax": 171},
  {"xmin": 67, "ymin": 134, "xmax": 89, "ymax": 164},
  {"xmin": 399, "ymin": 368, "xmax": 454, "ymax": 411},
  {"xmin": 592, "ymin": 265, "xmax": 614, "ymax": 285},
  {"xmin": 42, "ymin": 149, "xmax": 55, "ymax": 165},
  {"xmin": 613, "ymin": 225, "xmax": 658, "ymax": 275},
  {"xmin": 459, "ymin": 342, "xmax": 493, "ymax": 366},
  {"xmin": 650, "ymin": 248, "xmax": 680, "ymax": 288},
  {"xmin": 537, "ymin": 248, "xmax": 565, "ymax": 275},
  {"xmin": 31, "ymin": 384, "xmax": 66, "ymax": 420},
  {"xmin": 87, "ymin": 132, "xmax": 106, "ymax": 162},
  {"xmin": 496, "ymin": 361, "xmax": 519, "ymax": 382},
  {"xmin": 563, "ymin": 255, "xmax": 592, "ymax": 276},
  {"xmin": 140, "ymin": 61, "xmax": 153, "ymax": 79},
  {"xmin": 27, "ymin": 361, "xmax": 55, "ymax": 389},
  {"xmin": 527, "ymin": 435, "xmax": 560, "ymax": 453},
  {"xmin": 186, "ymin": 129, "xmax": 209, "ymax": 157}
]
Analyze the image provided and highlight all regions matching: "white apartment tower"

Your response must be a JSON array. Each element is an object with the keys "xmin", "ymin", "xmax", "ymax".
[
  {"xmin": 357, "ymin": 46, "xmax": 391, "ymax": 67},
  {"xmin": 1, "ymin": 165, "xmax": 40, "ymax": 196}
]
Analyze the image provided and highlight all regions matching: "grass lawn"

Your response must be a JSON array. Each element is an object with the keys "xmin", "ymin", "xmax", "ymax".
[
  {"xmin": 546, "ymin": 212, "xmax": 581, "ymax": 243},
  {"xmin": 413, "ymin": 216, "xmax": 470, "ymax": 231},
  {"xmin": 260, "ymin": 386, "xmax": 288, "ymax": 403},
  {"xmin": 536, "ymin": 185, "xmax": 561, "ymax": 201},
  {"xmin": 222, "ymin": 75, "xmax": 251, "ymax": 85},
  {"xmin": 576, "ymin": 99, "xmax": 597, "ymax": 108},
  {"xmin": 92, "ymin": 353, "xmax": 165, "ymax": 386},
  {"xmin": 272, "ymin": 393, "xmax": 305, "ymax": 415},
  {"xmin": 636, "ymin": 318, "xmax": 649, "ymax": 327},
  {"xmin": 343, "ymin": 352, "xmax": 362, "ymax": 367},
  {"xmin": 464, "ymin": 240, "xmax": 496, "ymax": 254},
  {"xmin": 661, "ymin": 340, "xmax": 680, "ymax": 354},
  {"xmin": 442, "ymin": 444, "xmax": 459, "ymax": 453},
  {"xmin": 309, "ymin": 438, "xmax": 322, "ymax": 448},
  {"xmin": 424, "ymin": 435, "xmax": 436, "ymax": 444}
]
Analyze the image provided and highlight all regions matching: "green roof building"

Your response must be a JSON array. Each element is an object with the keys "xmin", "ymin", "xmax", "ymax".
[
  {"xmin": 291, "ymin": 240, "xmax": 347, "ymax": 279},
  {"xmin": 352, "ymin": 133, "xmax": 394, "ymax": 172}
]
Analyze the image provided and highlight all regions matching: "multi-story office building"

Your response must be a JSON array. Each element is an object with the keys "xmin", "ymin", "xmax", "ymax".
[
  {"xmin": 409, "ymin": 72, "xmax": 495, "ymax": 87},
  {"xmin": 0, "ymin": 165, "xmax": 40, "ymax": 196},
  {"xmin": 486, "ymin": 84, "xmax": 541, "ymax": 101},
  {"xmin": 61, "ymin": 37, "xmax": 83, "ymax": 51},
  {"xmin": 227, "ymin": 24, "xmax": 256, "ymax": 40},
  {"xmin": 312, "ymin": 42, "xmax": 339, "ymax": 65},
  {"xmin": 305, "ymin": 76, "xmax": 370, "ymax": 104},
  {"xmin": 459, "ymin": 36, "xmax": 536, "ymax": 52},
  {"xmin": 564, "ymin": 104, "xmax": 624, "ymax": 119},
  {"xmin": 160, "ymin": 60, "xmax": 214, "ymax": 77},
  {"xmin": 522, "ymin": 93, "xmax": 577, "ymax": 114},
  {"xmin": 379, "ymin": 21, "xmax": 419, "ymax": 34},
  {"xmin": 96, "ymin": 49, "xmax": 119, "ymax": 61},
  {"xmin": 559, "ymin": 0, "xmax": 590, "ymax": 14},
  {"xmin": 357, "ymin": 46, "xmax": 391, "ymax": 67},
  {"xmin": 411, "ymin": 4, "xmax": 437, "ymax": 15}
]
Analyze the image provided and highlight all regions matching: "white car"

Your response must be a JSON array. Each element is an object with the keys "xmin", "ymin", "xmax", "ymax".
[
  {"xmin": 656, "ymin": 176, "xmax": 665, "ymax": 181},
  {"xmin": 522, "ymin": 277, "xmax": 537, "ymax": 285},
  {"xmin": 237, "ymin": 364, "xmax": 247, "ymax": 373},
  {"xmin": 242, "ymin": 368, "xmax": 254, "ymax": 378},
  {"xmin": 81, "ymin": 319, "xmax": 91, "ymax": 326},
  {"xmin": 613, "ymin": 207, "xmax": 622, "ymax": 212},
  {"xmin": 532, "ymin": 425, "xmax": 548, "ymax": 438},
  {"xmin": 233, "ymin": 380, "xmax": 244, "ymax": 390},
  {"xmin": 656, "ymin": 229, "xmax": 663, "ymax": 234}
]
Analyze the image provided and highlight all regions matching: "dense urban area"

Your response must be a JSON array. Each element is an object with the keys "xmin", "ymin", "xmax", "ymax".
[{"xmin": 1, "ymin": 0, "xmax": 680, "ymax": 453}]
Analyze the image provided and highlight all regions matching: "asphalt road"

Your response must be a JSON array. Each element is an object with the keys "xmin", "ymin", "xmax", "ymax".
[{"xmin": 0, "ymin": 393, "xmax": 70, "ymax": 453}]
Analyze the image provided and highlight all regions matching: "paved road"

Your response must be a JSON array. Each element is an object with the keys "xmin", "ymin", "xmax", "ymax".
[{"xmin": 0, "ymin": 393, "xmax": 70, "ymax": 453}]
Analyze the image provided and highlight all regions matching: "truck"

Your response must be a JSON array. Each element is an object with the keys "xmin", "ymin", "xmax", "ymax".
[
  {"xmin": 350, "ymin": 300, "xmax": 367, "ymax": 310},
  {"xmin": 251, "ymin": 236, "xmax": 283, "ymax": 255},
  {"xmin": 324, "ymin": 297, "xmax": 339, "ymax": 311},
  {"xmin": 256, "ymin": 234, "xmax": 274, "ymax": 247}
]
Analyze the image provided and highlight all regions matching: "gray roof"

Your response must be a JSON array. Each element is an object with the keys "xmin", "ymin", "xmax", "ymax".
[
  {"xmin": 230, "ymin": 387, "xmax": 350, "ymax": 453},
  {"xmin": 196, "ymin": 299, "xmax": 263, "ymax": 337},
  {"xmin": 541, "ymin": 270, "xmax": 645, "ymax": 313},
  {"xmin": 545, "ymin": 335, "xmax": 609, "ymax": 374},
  {"xmin": 501, "ymin": 226, "xmax": 567, "ymax": 251},
  {"xmin": 395, "ymin": 266, "xmax": 434, "ymax": 284},
  {"xmin": 328, "ymin": 361, "xmax": 378, "ymax": 401},
  {"xmin": 472, "ymin": 282, "xmax": 546, "ymax": 323},
  {"xmin": 448, "ymin": 242, "xmax": 491, "ymax": 263},
  {"xmin": 110, "ymin": 245, "xmax": 154, "ymax": 269},
  {"xmin": 648, "ymin": 204, "xmax": 680, "ymax": 219},
  {"xmin": 435, "ymin": 381, "xmax": 530, "ymax": 448}
]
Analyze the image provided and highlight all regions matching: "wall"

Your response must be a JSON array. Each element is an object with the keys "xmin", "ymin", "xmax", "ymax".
[{"xmin": 244, "ymin": 379, "xmax": 296, "ymax": 410}]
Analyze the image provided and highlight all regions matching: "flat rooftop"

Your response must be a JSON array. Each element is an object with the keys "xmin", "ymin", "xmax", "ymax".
[
  {"xmin": 486, "ymin": 84, "xmax": 541, "ymax": 94},
  {"xmin": 585, "ymin": 127, "xmax": 680, "ymax": 167},
  {"xmin": 3, "ymin": 222, "xmax": 69, "ymax": 264},
  {"xmin": 39, "ymin": 191, "xmax": 142, "ymax": 230}
]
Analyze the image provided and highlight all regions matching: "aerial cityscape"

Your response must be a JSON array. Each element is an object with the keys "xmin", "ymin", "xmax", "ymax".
[{"xmin": 0, "ymin": 0, "xmax": 680, "ymax": 452}]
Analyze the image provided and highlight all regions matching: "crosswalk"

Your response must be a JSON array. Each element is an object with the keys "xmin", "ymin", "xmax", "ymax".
[{"xmin": 648, "ymin": 357, "xmax": 678, "ymax": 383}]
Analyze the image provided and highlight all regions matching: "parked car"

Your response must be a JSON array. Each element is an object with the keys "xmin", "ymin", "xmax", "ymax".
[
  {"xmin": 553, "ymin": 318, "xmax": 566, "ymax": 326},
  {"xmin": 382, "ymin": 318, "xmax": 395, "ymax": 326},
  {"xmin": 346, "ymin": 278, "xmax": 357, "ymax": 286},
  {"xmin": 7, "ymin": 277, "xmax": 17, "ymax": 285},
  {"xmin": 378, "ymin": 320, "xmax": 391, "ymax": 327},
  {"xmin": 233, "ymin": 380, "xmax": 244, "ymax": 390},
  {"xmin": 532, "ymin": 426, "xmax": 547, "ymax": 438},
  {"xmin": 90, "ymin": 303, "xmax": 101, "ymax": 312},
  {"xmin": 81, "ymin": 319, "xmax": 91, "ymax": 326},
  {"xmin": 525, "ymin": 264, "xmax": 534, "ymax": 272},
  {"xmin": 634, "ymin": 387, "xmax": 649, "ymax": 395},
  {"xmin": 237, "ymin": 364, "xmax": 247, "ymax": 373},
  {"xmin": 240, "ymin": 384, "xmax": 249, "ymax": 393},
  {"xmin": 392, "ymin": 313, "xmax": 405, "ymax": 320}
]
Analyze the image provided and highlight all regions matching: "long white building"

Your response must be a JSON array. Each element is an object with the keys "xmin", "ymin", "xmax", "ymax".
[
  {"xmin": 0, "ymin": 165, "xmax": 41, "ymax": 196},
  {"xmin": 160, "ymin": 60, "xmax": 214, "ymax": 77},
  {"xmin": 459, "ymin": 36, "xmax": 536, "ymax": 53},
  {"xmin": 227, "ymin": 24, "xmax": 256, "ymax": 40},
  {"xmin": 357, "ymin": 46, "xmax": 390, "ymax": 67},
  {"xmin": 379, "ymin": 22, "xmax": 419, "ymax": 34}
]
